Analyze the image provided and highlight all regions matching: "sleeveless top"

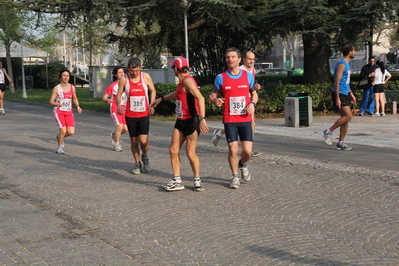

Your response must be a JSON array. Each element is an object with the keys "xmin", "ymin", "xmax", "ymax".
[
  {"xmin": 54, "ymin": 84, "xmax": 74, "ymax": 113},
  {"xmin": 175, "ymin": 75, "xmax": 199, "ymax": 120},
  {"xmin": 332, "ymin": 59, "xmax": 350, "ymax": 95},
  {"xmin": 124, "ymin": 72, "xmax": 150, "ymax": 118},
  {"xmin": 220, "ymin": 70, "xmax": 252, "ymax": 123}
]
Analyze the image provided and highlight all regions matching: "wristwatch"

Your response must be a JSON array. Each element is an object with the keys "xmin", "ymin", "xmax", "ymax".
[
  {"xmin": 251, "ymin": 102, "xmax": 257, "ymax": 107},
  {"xmin": 198, "ymin": 116, "xmax": 205, "ymax": 121}
]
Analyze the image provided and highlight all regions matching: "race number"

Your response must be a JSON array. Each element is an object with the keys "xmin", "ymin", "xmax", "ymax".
[
  {"xmin": 59, "ymin": 99, "xmax": 72, "ymax": 112},
  {"xmin": 229, "ymin": 96, "xmax": 246, "ymax": 115},
  {"xmin": 130, "ymin": 96, "xmax": 146, "ymax": 112}
]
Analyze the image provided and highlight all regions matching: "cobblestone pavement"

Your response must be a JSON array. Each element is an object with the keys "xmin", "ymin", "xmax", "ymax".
[{"xmin": 1, "ymin": 100, "xmax": 399, "ymax": 265}]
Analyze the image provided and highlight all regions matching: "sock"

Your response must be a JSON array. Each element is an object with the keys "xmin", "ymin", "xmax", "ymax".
[
  {"xmin": 194, "ymin": 177, "xmax": 200, "ymax": 181},
  {"xmin": 238, "ymin": 160, "xmax": 246, "ymax": 168},
  {"xmin": 327, "ymin": 129, "xmax": 332, "ymax": 134},
  {"xmin": 216, "ymin": 130, "xmax": 222, "ymax": 136},
  {"xmin": 174, "ymin": 176, "xmax": 182, "ymax": 183},
  {"xmin": 337, "ymin": 141, "xmax": 344, "ymax": 146},
  {"xmin": 232, "ymin": 174, "xmax": 239, "ymax": 178}
]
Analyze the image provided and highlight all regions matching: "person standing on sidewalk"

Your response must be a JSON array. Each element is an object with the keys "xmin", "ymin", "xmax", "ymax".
[
  {"xmin": 359, "ymin": 57, "xmax": 376, "ymax": 116},
  {"xmin": 372, "ymin": 60, "xmax": 391, "ymax": 117},
  {"xmin": 151, "ymin": 57, "xmax": 209, "ymax": 192},
  {"xmin": 49, "ymin": 70, "xmax": 83, "ymax": 154},
  {"xmin": 117, "ymin": 57, "xmax": 156, "ymax": 174},
  {"xmin": 0, "ymin": 60, "xmax": 15, "ymax": 115},
  {"xmin": 102, "ymin": 66, "xmax": 128, "ymax": 152},
  {"xmin": 209, "ymin": 47, "xmax": 258, "ymax": 189},
  {"xmin": 322, "ymin": 43, "xmax": 356, "ymax": 151},
  {"xmin": 212, "ymin": 51, "xmax": 262, "ymax": 157}
]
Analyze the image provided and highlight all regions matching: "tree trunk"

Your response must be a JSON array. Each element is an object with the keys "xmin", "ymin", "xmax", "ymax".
[
  {"xmin": 302, "ymin": 34, "xmax": 332, "ymax": 84},
  {"xmin": 5, "ymin": 41, "xmax": 15, "ymax": 94},
  {"xmin": 2, "ymin": 14, "xmax": 15, "ymax": 94}
]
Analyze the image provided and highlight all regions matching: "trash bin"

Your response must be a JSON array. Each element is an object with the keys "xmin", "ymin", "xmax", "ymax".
[{"xmin": 285, "ymin": 92, "xmax": 313, "ymax": 127}]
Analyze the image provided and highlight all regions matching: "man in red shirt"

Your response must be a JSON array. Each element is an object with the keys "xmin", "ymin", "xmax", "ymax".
[
  {"xmin": 209, "ymin": 48, "xmax": 258, "ymax": 189},
  {"xmin": 117, "ymin": 57, "xmax": 156, "ymax": 174}
]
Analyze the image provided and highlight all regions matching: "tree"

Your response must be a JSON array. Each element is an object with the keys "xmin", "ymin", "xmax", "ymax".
[
  {"xmin": 265, "ymin": 0, "xmax": 399, "ymax": 84},
  {"xmin": 0, "ymin": 7, "xmax": 23, "ymax": 94}
]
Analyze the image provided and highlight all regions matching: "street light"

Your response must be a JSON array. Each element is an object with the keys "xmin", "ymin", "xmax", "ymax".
[{"xmin": 16, "ymin": 28, "xmax": 27, "ymax": 98}]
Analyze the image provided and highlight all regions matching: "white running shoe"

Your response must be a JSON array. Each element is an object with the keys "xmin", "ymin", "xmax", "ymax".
[
  {"xmin": 322, "ymin": 130, "xmax": 332, "ymax": 146},
  {"xmin": 113, "ymin": 143, "xmax": 122, "ymax": 152},
  {"xmin": 212, "ymin": 129, "xmax": 222, "ymax": 147},
  {"xmin": 56, "ymin": 147, "xmax": 64, "ymax": 154},
  {"xmin": 193, "ymin": 179, "xmax": 204, "ymax": 192},
  {"xmin": 230, "ymin": 176, "xmax": 240, "ymax": 189},
  {"xmin": 164, "ymin": 180, "xmax": 185, "ymax": 191}
]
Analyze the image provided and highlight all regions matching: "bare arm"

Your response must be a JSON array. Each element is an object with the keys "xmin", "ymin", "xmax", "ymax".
[
  {"xmin": 184, "ymin": 78, "xmax": 209, "ymax": 134},
  {"xmin": 49, "ymin": 87, "xmax": 59, "ymax": 107},
  {"xmin": 333, "ymin": 63, "xmax": 345, "ymax": 109},
  {"xmin": 2, "ymin": 69, "xmax": 14, "ymax": 87},
  {"xmin": 72, "ymin": 86, "xmax": 82, "ymax": 113},
  {"xmin": 116, "ymin": 76, "xmax": 126, "ymax": 115}
]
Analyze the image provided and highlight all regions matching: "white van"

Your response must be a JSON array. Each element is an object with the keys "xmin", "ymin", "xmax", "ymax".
[{"xmin": 254, "ymin": 62, "xmax": 273, "ymax": 73}]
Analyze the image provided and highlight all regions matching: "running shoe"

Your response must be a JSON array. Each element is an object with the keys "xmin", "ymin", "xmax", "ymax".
[
  {"xmin": 372, "ymin": 112, "xmax": 380, "ymax": 117},
  {"xmin": 56, "ymin": 147, "xmax": 64, "ymax": 154},
  {"xmin": 0, "ymin": 110, "xmax": 5, "ymax": 115},
  {"xmin": 111, "ymin": 132, "xmax": 116, "ymax": 146},
  {"xmin": 230, "ymin": 176, "xmax": 240, "ymax": 189},
  {"xmin": 212, "ymin": 129, "xmax": 222, "ymax": 147},
  {"xmin": 322, "ymin": 130, "xmax": 332, "ymax": 146},
  {"xmin": 359, "ymin": 113, "xmax": 364, "ymax": 116},
  {"xmin": 336, "ymin": 143, "xmax": 352, "ymax": 151},
  {"xmin": 164, "ymin": 180, "xmax": 185, "ymax": 191},
  {"xmin": 252, "ymin": 150, "xmax": 262, "ymax": 157},
  {"xmin": 141, "ymin": 156, "xmax": 152, "ymax": 173},
  {"xmin": 193, "ymin": 179, "xmax": 204, "ymax": 192},
  {"xmin": 239, "ymin": 163, "xmax": 251, "ymax": 181},
  {"xmin": 381, "ymin": 112, "xmax": 386, "ymax": 117},
  {"xmin": 56, "ymin": 135, "xmax": 65, "ymax": 148},
  {"xmin": 113, "ymin": 143, "xmax": 122, "ymax": 152},
  {"xmin": 132, "ymin": 162, "xmax": 142, "ymax": 175}
]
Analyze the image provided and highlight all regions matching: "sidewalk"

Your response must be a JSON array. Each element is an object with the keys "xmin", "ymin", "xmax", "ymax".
[{"xmin": 207, "ymin": 113, "xmax": 399, "ymax": 149}]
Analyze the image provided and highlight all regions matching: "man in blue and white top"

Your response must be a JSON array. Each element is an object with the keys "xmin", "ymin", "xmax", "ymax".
[{"xmin": 322, "ymin": 43, "xmax": 356, "ymax": 151}]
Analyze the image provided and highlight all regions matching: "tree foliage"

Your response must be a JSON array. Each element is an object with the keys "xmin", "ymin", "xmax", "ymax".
[{"xmin": 266, "ymin": 0, "xmax": 399, "ymax": 84}]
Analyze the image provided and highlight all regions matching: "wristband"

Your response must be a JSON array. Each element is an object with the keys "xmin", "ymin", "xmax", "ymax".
[
  {"xmin": 198, "ymin": 116, "xmax": 205, "ymax": 121},
  {"xmin": 251, "ymin": 102, "xmax": 257, "ymax": 107}
]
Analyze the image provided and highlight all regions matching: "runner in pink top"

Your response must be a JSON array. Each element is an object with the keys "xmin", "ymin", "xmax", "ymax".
[
  {"xmin": 102, "ymin": 66, "xmax": 127, "ymax": 152},
  {"xmin": 49, "ymin": 70, "xmax": 82, "ymax": 154}
]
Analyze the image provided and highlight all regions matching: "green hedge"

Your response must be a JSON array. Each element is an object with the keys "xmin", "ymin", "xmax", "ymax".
[{"xmin": 153, "ymin": 78, "xmax": 399, "ymax": 116}]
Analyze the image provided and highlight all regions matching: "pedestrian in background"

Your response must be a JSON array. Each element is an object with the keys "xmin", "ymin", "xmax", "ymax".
[
  {"xmin": 359, "ymin": 57, "xmax": 376, "ymax": 116},
  {"xmin": 49, "ymin": 70, "xmax": 82, "ymax": 154},
  {"xmin": 372, "ymin": 60, "xmax": 391, "ymax": 117},
  {"xmin": 102, "ymin": 66, "xmax": 128, "ymax": 152},
  {"xmin": 322, "ymin": 43, "xmax": 356, "ymax": 151}
]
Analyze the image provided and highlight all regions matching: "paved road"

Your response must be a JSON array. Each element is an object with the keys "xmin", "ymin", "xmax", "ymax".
[{"xmin": 1, "ymin": 99, "xmax": 399, "ymax": 265}]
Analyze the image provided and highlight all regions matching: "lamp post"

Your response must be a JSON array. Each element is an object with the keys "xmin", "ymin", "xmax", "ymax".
[
  {"xmin": 16, "ymin": 29, "xmax": 27, "ymax": 98},
  {"xmin": 362, "ymin": 40, "xmax": 369, "ymax": 64}
]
